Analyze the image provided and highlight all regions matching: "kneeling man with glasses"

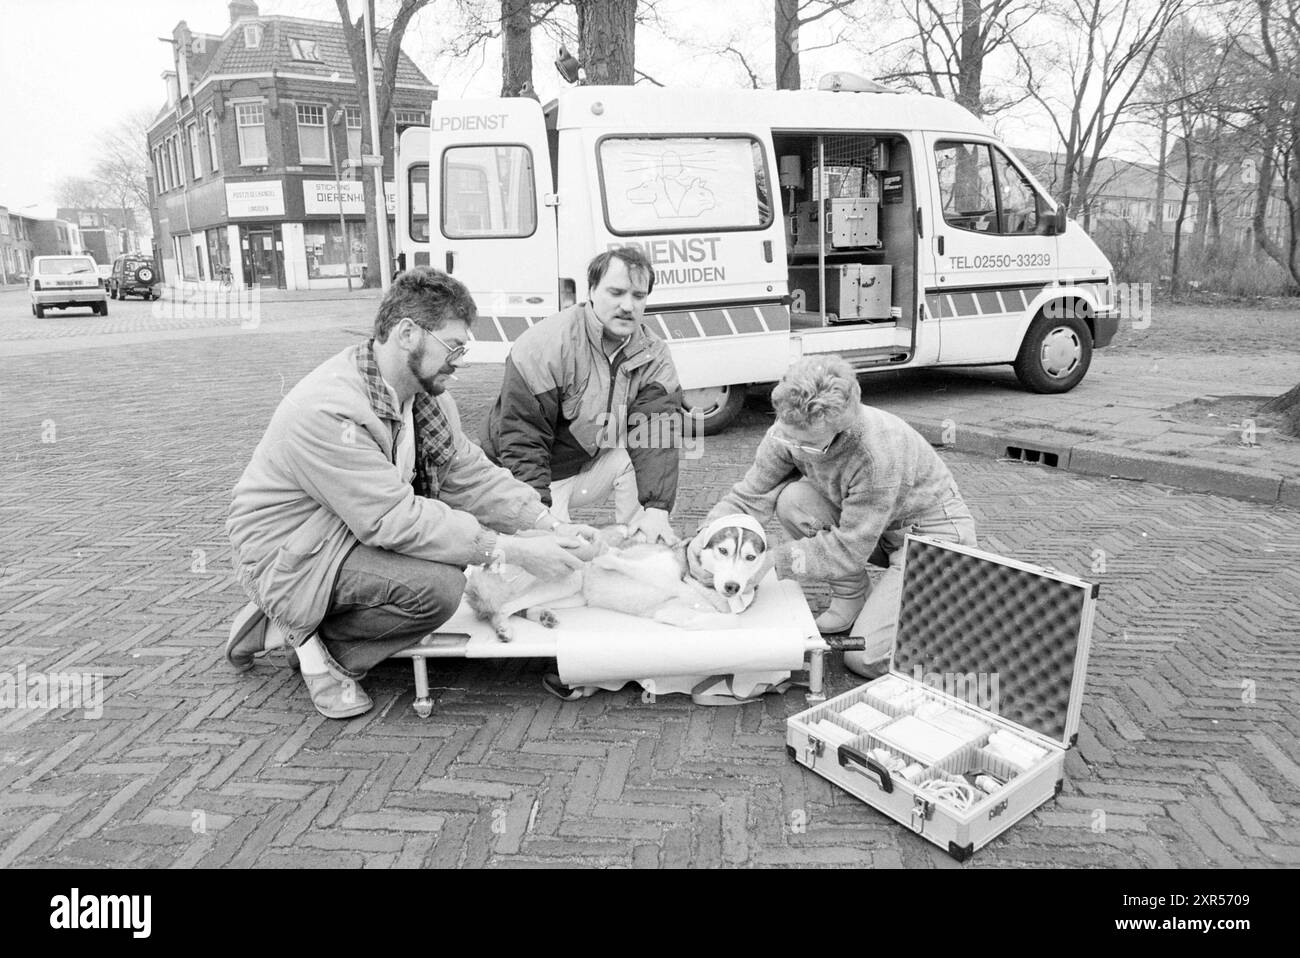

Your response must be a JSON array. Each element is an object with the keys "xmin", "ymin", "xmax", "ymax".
[
  {"xmin": 688, "ymin": 355, "xmax": 976, "ymax": 679},
  {"xmin": 225, "ymin": 267, "xmax": 593, "ymax": 718}
]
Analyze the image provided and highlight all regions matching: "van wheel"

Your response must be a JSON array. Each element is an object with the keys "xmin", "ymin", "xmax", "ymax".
[
  {"xmin": 1014, "ymin": 307, "xmax": 1092, "ymax": 393},
  {"xmin": 682, "ymin": 384, "xmax": 747, "ymax": 435},
  {"xmin": 34, "ymin": 304, "xmax": 45, "ymax": 318}
]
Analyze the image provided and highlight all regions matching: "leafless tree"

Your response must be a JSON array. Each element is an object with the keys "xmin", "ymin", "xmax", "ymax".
[
  {"xmin": 775, "ymin": 0, "xmax": 861, "ymax": 89},
  {"xmin": 879, "ymin": 0, "xmax": 1043, "ymax": 116},
  {"xmin": 1013, "ymin": 0, "xmax": 1187, "ymax": 219},
  {"xmin": 1238, "ymin": 0, "xmax": 1300, "ymax": 289},
  {"xmin": 334, "ymin": 0, "xmax": 433, "ymax": 287}
]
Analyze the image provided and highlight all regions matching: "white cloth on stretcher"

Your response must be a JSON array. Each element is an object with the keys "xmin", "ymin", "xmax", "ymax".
[{"xmin": 429, "ymin": 573, "xmax": 817, "ymax": 702}]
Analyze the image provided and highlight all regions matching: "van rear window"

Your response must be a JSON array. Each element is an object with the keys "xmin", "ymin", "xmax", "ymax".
[
  {"xmin": 441, "ymin": 145, "xmax": 537, "ymax": 239},
  {"xmin": 38, "ymin": 257, "xmax": 96, "ymax": 275},
  {"xmin": 598, "ymin": 136, "xmax": 772, "ymax": 235}
]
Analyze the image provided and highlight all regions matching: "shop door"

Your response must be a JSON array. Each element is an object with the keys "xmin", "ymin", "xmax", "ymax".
[{"xmin": 243, "ymin": 225, "xmax": 285, "ymax": 288}]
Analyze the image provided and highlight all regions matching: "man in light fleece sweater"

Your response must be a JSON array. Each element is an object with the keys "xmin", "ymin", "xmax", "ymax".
[{"xmin": 691, "ymin": 356, "xmax": 976, "ymax": 679}]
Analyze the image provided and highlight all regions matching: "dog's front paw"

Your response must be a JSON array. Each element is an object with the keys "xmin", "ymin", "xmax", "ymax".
[{"xmin": 493, "ymin": 618, "xmax": 515, "ymax": 642}]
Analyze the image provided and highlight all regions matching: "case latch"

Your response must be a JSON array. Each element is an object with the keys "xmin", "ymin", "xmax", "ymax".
[
  {"xmin": 804, "ymin": 735, "xmax": 825, "ymax": 765},
  {"xmin": 910, "ymin": 795, "xmax": 934, "ymax": 833},
  {"xmin": 987, "ymin": 799, "xmax": 1008, "ymax": 820}
]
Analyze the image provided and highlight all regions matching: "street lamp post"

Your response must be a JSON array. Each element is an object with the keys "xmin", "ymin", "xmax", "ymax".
[
  {"xmin": 362, "ymin": 0, "xmax": 392, "ymax": 291},
  {"xmin": 330, "ymin": 109, "xmax": 355, "ymax": 293}
]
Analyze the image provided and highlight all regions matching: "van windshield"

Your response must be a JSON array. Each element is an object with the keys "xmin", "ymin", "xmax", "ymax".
[
  {"xmin": 599, "ymin": 135, "xmax": 772, "ymax": 235},
  {"xmin": 40, "ymin": 257, "xmax": 96, "ymax": 275}
]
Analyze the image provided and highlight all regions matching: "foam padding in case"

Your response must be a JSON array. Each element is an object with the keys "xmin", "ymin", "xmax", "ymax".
[{"xmin": 892, "ymin": 538, "xmax": 1088, "ymax": 743}]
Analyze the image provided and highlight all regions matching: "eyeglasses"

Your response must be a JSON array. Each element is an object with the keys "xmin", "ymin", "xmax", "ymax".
[
  {"xmin": 407, "ymin": 319, "xmax": 470, "ymax": 365},
  {"xmin": 773, "ymin": 431, "xmax": 838, "ymax": 455}
]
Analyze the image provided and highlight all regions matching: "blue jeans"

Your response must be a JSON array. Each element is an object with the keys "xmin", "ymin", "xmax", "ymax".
[{"xmin": 316, "ymin": 544, "xmax": 466, "ymax": 677}]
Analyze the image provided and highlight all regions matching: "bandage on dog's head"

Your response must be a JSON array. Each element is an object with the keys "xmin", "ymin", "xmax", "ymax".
[
  {"xmin": 699, "ymin": 514, "xmax": 768, "ymax": 610},
  {"xmin": 701, "ymin": 513, "xmax": 767, "ymax": 548}
]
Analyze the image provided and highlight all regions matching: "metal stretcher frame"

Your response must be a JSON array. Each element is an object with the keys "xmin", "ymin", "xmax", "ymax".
[{"xmin": 389, "ymin": 576, "xmax": 864, "ymax": 717}]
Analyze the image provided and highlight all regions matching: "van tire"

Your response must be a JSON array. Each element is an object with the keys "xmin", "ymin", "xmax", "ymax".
[
  {"xmin": 1014, "ymin": 306, "xmax": 1092, "ymax": 393},
  {"xmin": 682, "ymin": 384, "xmax": 747, "ymax": 435},
  {"xmin": 34, "ymin": 304, "xmax": 45, "ymax": 318}
]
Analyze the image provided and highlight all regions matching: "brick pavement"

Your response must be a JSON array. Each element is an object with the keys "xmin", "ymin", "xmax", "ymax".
[{"xmin": 1, "ymin": 327, "xmax": 1298, "ymax": 867}]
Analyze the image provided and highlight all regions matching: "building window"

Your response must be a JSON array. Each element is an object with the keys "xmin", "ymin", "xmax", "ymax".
[
  {"xmin": 188, "ymin": 120, "xmax": 203, "ymax": 178},
  {"xmin": 296, "ymin": 104, "xmax": 329, "ymax": 165},
  {"xmin": 205, "ymin": 227, "xmax": 230, "ymax": 272},
  {"xmin": 205, "ymin": 109, "xmax": 220, "ymax": 172},
  {"xmin": 288, "ymin": 38, "xmax": 322, "ymax": 61},
  {"xmin": 395, "ymin": 110, "xmax": 427, "ymax": 127},
  {"xmin": 346, "ymin": 106, "xmax": 363, "ymax": 166},
  {"xmin": 243, "ymin": 23, "xmax": 263, "ymax": 49},
  {"xmin": 236, "ymin": 102, "xmax": 268, "ymax": 165},
  {"xmin": 304, "ymin": 220, "xmax": 367, "ymax": 278}
]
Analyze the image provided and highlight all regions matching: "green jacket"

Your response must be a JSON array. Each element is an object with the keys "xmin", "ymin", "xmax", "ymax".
[{"xmin": 227, "ymin": 342, "xmax": 547, "ymax": 642}]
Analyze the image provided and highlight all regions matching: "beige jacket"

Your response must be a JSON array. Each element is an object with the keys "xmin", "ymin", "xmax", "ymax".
[{"xmin": 227, "ymin": 343, "xmax": 546, "ymax": 642}]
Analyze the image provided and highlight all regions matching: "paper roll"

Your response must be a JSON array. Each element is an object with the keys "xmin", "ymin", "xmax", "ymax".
[{"xmin": 556, "ymin": 627, "xmax": 808, "ymax": 687}]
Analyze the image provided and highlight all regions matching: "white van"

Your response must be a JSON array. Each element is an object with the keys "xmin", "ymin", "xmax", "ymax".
[{"xmin": 396, "ymin": 81, "xmax": 1119, "ymax": 432}]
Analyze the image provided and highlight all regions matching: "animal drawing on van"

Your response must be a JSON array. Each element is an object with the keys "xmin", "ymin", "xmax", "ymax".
[{"xmin": 625, "ymin": 151, "xmax": 718, "ymax": 218}]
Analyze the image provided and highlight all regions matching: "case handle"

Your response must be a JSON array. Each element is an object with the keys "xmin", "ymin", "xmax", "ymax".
[{"xmin": 838, "ymin": 744, "xmax": 893, "ymax": 793}]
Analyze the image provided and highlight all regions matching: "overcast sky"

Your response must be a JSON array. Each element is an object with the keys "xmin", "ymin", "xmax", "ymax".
[{"xmin": 0, "ymin": 0, "xmax": 1072, "ymax": 210}]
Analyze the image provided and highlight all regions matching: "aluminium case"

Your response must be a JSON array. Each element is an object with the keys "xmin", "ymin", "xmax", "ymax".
[{"xmin": 786, "ymin": 535, "xmax": 1098, "ymax": 861}]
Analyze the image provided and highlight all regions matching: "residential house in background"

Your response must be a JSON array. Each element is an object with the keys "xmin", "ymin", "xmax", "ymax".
[
  {"xmin": 59, "ymin": 208, "xmax": 147, "ymax": 266},
  {"xmin": 0, "ymin": 206, "xmax": 88, "ymax": 282},
  {"xmin": 146, "ymin": 0, "xmax": 437, "ymax": 290},
  {"xmin": 1015, "ymin": 147, "xmax": 1289, "ymax": 259}
]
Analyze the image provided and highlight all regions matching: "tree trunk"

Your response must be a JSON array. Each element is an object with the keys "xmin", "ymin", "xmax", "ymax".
[
  {"xmin": 575, "ymin": 0, "xmax": 636, "ymax": 85},
  {"xmin": 501, "ymin": 0, "xmax": 533, "ymax": 96},
  {"xmin": 1260, "ymin": 382, "xmax": 1300, "ymax": 438},
  {"xmin": 955, "ymin": 0, "xmax": 984, "ymax": 116},
  {"xmin": 1153, "ymin": 105, "xmax": 1168, "ymax": 236},
  {"xmin": 1171, "ymin": 133, "xmax": 1194, "ymax": 290},
  {"xmin": 775, "ymin": 0, "xmax": 800, "ymax": 90}
]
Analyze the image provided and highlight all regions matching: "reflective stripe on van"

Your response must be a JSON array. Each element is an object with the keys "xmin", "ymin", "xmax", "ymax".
[
  {"xmin": 925, "ymin": 283, "xmax": 1107, "ymax": 319},
  {"xmin": 469, "ymin": 302, "xmax": 790, "ymax": 343}
]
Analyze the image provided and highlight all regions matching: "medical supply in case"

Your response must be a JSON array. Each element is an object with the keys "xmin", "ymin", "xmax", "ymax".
[
  {"xmin": 787, "ymin": 535, "xmax": 1097, "ymax": 861},
  {"xmin": 840, "ymin": 701, "xmax": 891, "ymax": 734}
]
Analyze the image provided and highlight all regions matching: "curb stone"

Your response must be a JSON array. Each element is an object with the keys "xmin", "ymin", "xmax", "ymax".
[{"xmin": 906, "ymin": 415, "xmax": 1291, "ymax": 506}]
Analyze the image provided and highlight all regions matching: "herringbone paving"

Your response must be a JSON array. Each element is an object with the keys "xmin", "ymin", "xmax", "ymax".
[{"xmin": 1, "ymin": 327, "xmax": 1297, "ymax": 867}]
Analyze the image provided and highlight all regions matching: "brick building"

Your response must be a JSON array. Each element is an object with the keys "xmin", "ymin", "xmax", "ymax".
[
  {"xmin": 59, "ymin": 208, "xmax": 147, "ymax": 266},
  {"xmin": 0, "ymin": 207, "xmax": 81, "ymax": 282},
  {"xmin": 146, "ymin": 1, "xmax": 436, "ymax": 290}
]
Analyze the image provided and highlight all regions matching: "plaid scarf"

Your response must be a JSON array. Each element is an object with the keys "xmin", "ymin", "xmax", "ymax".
[{"xmin": 355, "ymin": 339, "xmax": 455, "ymax": 498}]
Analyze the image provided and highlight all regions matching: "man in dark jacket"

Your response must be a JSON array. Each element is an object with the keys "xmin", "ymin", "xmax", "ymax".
[{"xmin": 479, "ymin": 247, "xmax": 684, "ymax": 544}]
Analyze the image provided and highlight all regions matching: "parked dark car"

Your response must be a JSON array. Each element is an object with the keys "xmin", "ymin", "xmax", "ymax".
[{"xmin": 109, "ymin": 254, "xmax": 160, "ymax": 300}]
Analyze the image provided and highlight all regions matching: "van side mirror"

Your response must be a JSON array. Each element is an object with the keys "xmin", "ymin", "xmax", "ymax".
[{"xmin": 1054, "ymin": 203, "xmax": 1067, "ymax": 235}]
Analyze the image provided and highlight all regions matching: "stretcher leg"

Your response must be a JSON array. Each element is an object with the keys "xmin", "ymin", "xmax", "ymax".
[
  {"xmin": 806, "ymin": 649, "xmax": 826, "ymax": 704},
  {"xmin": 412, "ymin": 657, "xmax": 433, "ymax": 718}
]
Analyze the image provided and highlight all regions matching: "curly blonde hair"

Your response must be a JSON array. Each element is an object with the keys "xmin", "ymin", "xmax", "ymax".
[{"xmin": 770, "ymin": 356, "xmax": 862, "ymax": 428}]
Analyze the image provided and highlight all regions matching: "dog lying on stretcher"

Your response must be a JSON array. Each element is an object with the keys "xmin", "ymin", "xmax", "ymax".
[{"xmin": 465, "ymin": 514, "xmax": 771, "ymax": 642}]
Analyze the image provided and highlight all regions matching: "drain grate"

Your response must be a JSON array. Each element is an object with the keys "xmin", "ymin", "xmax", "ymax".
[{"xmin": 1005, "ymin": 446, "xmax": 1060, "ymax": 468}]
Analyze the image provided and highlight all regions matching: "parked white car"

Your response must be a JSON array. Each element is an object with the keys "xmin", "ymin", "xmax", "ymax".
[{"xmin": 29, "ymin": 254, "xmax": 108, "ymax": 317}]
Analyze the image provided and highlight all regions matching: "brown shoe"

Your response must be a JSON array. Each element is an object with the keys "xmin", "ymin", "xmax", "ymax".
[{"xmin": 300, "ymin": 663, "xmax": 372, "ymax": 719}]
